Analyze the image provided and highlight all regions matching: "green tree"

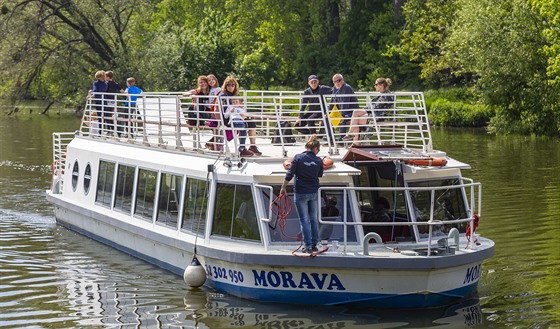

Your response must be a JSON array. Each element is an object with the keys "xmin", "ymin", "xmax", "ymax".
[
  {"xmin": 396, "ymin": 0, "xmax": 459, "ymax": 87},
  {"xmin": 446, "ymin": 0, "xmax": 558, "ymax": 135},
  {"xmin": 0, "ymin": 0, "xmax": 152, "ymax": 108}
]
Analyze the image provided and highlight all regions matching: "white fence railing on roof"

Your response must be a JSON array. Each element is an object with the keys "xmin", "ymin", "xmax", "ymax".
[{"xmin": 78, "ymin": 90, "xmax": 432, "ymax": 157}]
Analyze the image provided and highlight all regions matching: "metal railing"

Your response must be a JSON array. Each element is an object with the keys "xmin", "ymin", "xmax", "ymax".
[
  {"xmin": 256, "ymin": 179, "xmax": 481, "ymax": 256},
  {"xmin": 78, "ymin": 90, "xmax": 432, "ymax": 158},
  {"xmin": 51, "ymin": 132, "xmax": 75, "ymax": 194}
]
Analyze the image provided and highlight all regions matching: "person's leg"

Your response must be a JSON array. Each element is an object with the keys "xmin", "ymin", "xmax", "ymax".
[
  {"xmin": 294, "ymin": 193, "xmax": 312, "ymax": 249},
  {"xmin": 232, "ymin": 120, "xmax": 246, "ymax": 150},
  {"xmin": 308, "ymin": 192, "xmax": 320, "ymax": 248}
]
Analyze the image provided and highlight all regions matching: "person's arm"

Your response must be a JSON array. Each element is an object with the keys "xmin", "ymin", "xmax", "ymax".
[
  {"xmin": 280, "ymin": 157, "xmax": 297, "ymax": 195},
  {"xmin": 280, "ymin": 179, "xmax": 290, "ymax": 195}
]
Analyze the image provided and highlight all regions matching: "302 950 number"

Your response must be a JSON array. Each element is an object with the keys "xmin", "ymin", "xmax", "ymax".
[{"xmin": 206, "ymin": 265, "xmax": 244, "ymax": 284}]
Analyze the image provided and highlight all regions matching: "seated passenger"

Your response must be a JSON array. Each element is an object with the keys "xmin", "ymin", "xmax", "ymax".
[
  {"xmin": 219, "ymin": 76, "xmax": 261, "ymax": 157},
  {"xmin": 295, "ymin": 75, "xmax": 332, "ymax": 136},
  {"xmin": 342, "ymin": 78, "xmax": 393, "ymax": 145}
]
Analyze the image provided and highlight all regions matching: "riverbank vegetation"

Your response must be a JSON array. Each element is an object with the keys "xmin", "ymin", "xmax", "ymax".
[{"xmin": 0, "ymin": 0, "xmax": 559, "ymax": 136}]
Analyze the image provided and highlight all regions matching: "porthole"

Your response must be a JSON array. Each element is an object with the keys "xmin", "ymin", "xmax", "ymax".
[
  {"xmin": 84, "ymin": 163, "xmax": 92, "ymax": 195},
  {"xmin": 71, "ymin": 160, "xmax": 79, "ymax": 192}
]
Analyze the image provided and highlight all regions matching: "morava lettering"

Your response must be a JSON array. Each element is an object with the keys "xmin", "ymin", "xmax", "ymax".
[
  {"xmin": 252, "ymin": 270, "xmax": 345, "ymax": 290},
  {"xmin": 463, "ymin": 264, "xmax": 481, "ymax": 284}
]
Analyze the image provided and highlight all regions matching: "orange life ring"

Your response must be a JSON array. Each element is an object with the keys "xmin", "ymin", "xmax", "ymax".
[
  {"xmin": 283, "ymin": 158, "xmax": 293, "ymax": 170},
  {"xmin": 282, "ymin": 157, "xmax": 334, "ymax": 170},
  {"xmin": 322, "ymin": 157, "xmax": 334, "ymax": 169},
  {"xmin": 405, "ymin": 157, "xmax": 447, "ymax": 167}
]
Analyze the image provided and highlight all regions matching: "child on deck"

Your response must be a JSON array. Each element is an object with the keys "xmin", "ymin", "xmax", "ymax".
[{"xmin": 224, "ymin": 99, "xmax": 252, "ymax": 157}]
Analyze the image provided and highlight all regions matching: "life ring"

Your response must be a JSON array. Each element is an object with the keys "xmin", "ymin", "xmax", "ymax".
[
  {"xmin": 405, "ymin": 157, "xmax": 447, "ymax": 167},
  {"xmin": 322, "ymin": 157, "xmax": 334, "ymax": 169},
  {"xmin": 282, "ymin": 157, "xmax": 334, "ymax": 170},
  {"xmin": 283, "ymin": 158, "xmax": 293, "ymax": 170}
]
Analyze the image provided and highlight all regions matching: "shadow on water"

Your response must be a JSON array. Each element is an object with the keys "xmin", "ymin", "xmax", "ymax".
[{"xmin": 0, "ymin": 116, "xmax": 559, "ymax": 328}]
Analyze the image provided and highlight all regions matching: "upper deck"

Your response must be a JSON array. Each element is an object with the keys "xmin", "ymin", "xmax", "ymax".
[{"xmin": 79, "ymin": 90, "xmax": 433, "ymax": 161}]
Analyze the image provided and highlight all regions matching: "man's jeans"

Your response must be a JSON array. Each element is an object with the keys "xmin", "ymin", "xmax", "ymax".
[{"xmin": 293, "ymin": 192, "xmax": 319, "ymax": 248}]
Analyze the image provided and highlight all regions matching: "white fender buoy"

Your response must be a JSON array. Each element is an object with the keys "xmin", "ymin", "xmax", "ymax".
[{"xmin": 183, "ymin": 256, "xmax": 206, "ymax": 288}]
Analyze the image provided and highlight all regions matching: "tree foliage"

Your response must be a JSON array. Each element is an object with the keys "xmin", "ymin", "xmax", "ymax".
[{"xmin": 0, "ymin": 0, "xmax": 559, "ymax": 135}]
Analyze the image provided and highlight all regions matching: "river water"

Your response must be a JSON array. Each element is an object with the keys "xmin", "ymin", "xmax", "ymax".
[{"xmin": 0, "ymin": 113, "xmax": 558, "ymax": 328}]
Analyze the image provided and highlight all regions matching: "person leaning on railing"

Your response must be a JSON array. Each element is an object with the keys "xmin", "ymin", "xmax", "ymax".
[
  {"xmin": 90, "ymin": 70, "xmax": 107, "ymax": 133},
  {"xmin": 342, "ymin": 77, "xmax": 394, "ymax": 145}
]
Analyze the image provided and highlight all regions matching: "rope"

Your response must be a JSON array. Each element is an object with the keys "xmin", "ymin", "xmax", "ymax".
[{"xmin": 271, "ymin": 193, "xmax": 296, "ymax": 239}]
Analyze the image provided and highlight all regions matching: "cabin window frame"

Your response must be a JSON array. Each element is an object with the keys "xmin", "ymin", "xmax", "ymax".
[
  {"xmin": 114, "ymin": 163, "xmax": 137, "ymax": 216},
  {"xmin": 211, "ymin": 182, "xmax": 261, "ymax": 242},
  {"xmin": 83, "ymin": 163, "xmax": 92, "ymax": 195},
  {"xmin": 134, "ymin": 167, "xmax": 158, "ymax": 222},
  {"xmin": 156, "ymin": 171, "xmax": 183, "ymax": 230},
  {"xmin": 95, "ymin": 160, "xmax": 116, "ymax": 208},
  {"xmin": 180, "ymin": 176, "xmax": 210, "ymax": 236},
  {"xmin": 405, "ymin": 176, "xmax": 469, "ymax": 242},
  {"xmin": 351, "ymin": 161, "xmax": 412, "ymax": 242},
  {"xmin": 71, "ymin": 160, "xmax": 79, "ymax": 192}
]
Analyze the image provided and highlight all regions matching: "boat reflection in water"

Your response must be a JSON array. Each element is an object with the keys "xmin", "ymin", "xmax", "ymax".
[
  {"xmin": 191, "ymin": 290, "xmax": 482, "ymax": 328},
  {"xmin": 60, "ymin": 263, "xmax": 481, "ymax": 328}
]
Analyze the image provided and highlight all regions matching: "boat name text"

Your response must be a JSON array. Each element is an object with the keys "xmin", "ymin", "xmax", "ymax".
[
  {"xmin": 252, "ymin": 270, "xmax": 345, "ymax": 290},
  {"xmin": 463, "ymin": 264, "xmax": 481, "ymax": 284}
]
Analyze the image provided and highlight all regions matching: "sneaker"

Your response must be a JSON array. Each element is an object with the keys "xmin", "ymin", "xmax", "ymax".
[
  {"xmin": 301, "ymin": 247, "xmax": 313, "ymax": 254},
  {"xmin": 341, "ymin": 135, "xmax": 353, "ymax": 141},
  {"xmin": 240, "ymin": 149, "xmax": 253, "ymax": 157},
  {"xmin": 311, "ymin": 245, "xmax": 318, "ymax": 252},
  {"xmin": 248, "ymin": 145, "xmax": 262, "ymax": 156}
]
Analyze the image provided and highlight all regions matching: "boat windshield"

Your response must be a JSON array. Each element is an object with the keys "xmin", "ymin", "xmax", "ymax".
[
  {"xmin": 408, "ymin": 178, "xmax": 469, "ymax": 239},
  {"xmin": 352, "ymin": 162, "xmax": 412, "ymax": 242}
]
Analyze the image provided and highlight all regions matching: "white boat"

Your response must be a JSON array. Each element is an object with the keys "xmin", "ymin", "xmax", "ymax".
[{"xmin": 46, "ymin": 89, "xmax": 494, "ymax": 309}]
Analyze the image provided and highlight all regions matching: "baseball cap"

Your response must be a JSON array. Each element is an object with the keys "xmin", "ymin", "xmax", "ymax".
[{"xmin": 308, "ymin": 75, "xmax": 318, "ymax": 82}]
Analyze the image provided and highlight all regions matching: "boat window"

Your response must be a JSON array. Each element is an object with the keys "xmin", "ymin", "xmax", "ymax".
[
  {"xmin": 114, "ymin": 164, "xmax": 136, "ymax": 215},
  {"xmin": 156, "ymin": 173, "xmax": 183, "ymax": 229},
  {"xmin": 212, "ymin": 183, "xmax": 260, "ymax": 241},
  {"xmin": 84, "ymin": 163, "xmax": 91, "ymax": 195},
  {"xmin": 95, "ymin": 160, "xmax": 116, "ymax": 207},
  {"xmin": 261, "ymin": 186, "xmax": 357, "ymax": 244},
  {"xmin": 71, "ymin": 160, "xmax": 79, "ymax": 192},
  {"xmin": 134, "ymin": 168, "xmax": 157, "ymax": 221},
  {"xmin": 181, "ymin": 177, "xmax": 209, "ymax": 235},
  {"xmin": 408, "ymin": 178, "xmax": 469, "ymax": 238},
  {"xmin": 353, "ymin": 162, "xmax": 411, "ymax": 242}
]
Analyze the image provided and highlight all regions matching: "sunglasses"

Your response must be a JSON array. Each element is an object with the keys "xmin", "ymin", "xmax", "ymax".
[{"xmin": 333, "ymin": 79, "xmax": 342, "ymax": 83}]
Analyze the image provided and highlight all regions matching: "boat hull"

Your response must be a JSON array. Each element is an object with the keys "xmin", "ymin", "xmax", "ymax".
[{"xmin": 49, "ymin": 193, "xmax": 489, "ymax": 309}]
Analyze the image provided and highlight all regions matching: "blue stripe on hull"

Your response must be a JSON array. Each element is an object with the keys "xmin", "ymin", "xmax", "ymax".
[{"xmin": 207, "ymin": 280, "xmax": 478, "ymax": 309}]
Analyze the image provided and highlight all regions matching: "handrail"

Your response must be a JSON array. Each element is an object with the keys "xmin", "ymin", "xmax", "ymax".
[
  {"xmin": 51, "ymin": 132, "xmax": 75, "ymax": 194},
  {"xmin": 78, "ymin": 90, "xmax": 432, "ymax": 158},
  {"xmin": 316, "ymin": 181, "xmax": 481, "ymax": 254}
]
